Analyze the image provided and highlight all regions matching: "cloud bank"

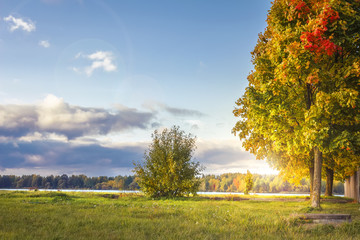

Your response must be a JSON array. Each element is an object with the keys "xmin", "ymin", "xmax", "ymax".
[
  {"xmin": 3, "ymin": 15, "xmax": 36, "ymax": 32},
  {"xmin": 0, "ymin": 140, "xmax": 146, "ymax": 176},
  {"xmin": 0, "ymin": 137, "xmax": 275, "ymax": 176},
  {"xmin": 0, "ymin": 96, "xmax": 274, "ymax": 176},
  {"xmin": 0, "ymin": 94, "xmax": 154, "ymax": 139}
]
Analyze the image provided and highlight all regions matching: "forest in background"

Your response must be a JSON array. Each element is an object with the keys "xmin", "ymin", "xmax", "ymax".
[{"xmin": 0, "ymin": 173, "xmax": 344, "ymax": 194}]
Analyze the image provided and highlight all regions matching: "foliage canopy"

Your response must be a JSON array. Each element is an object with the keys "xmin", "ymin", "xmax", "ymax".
[
  {"xmin": 233, "ymin": 0, "xmax": 360, "ymax": 207},
  {"xmin": 134, "ymin": 126, "xmax": 202, "ymax": 198}
]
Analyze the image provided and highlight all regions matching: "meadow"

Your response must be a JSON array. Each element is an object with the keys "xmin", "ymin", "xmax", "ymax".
[{"xmin": 0, "ymin": 191, "xmax": 359, "ymax": 240}]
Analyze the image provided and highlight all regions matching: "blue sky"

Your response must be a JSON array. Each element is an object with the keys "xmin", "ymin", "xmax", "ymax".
[{"xmin": 0, "ymin": 0, "xmax": 278, "ymax": 176}]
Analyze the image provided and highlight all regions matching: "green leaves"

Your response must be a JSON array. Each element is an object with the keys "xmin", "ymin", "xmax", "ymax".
[
  {"xmin": 233, "ymin": 0, "xmax": 360, "ymax": 182},
  {"xmin": 134, "ymin": 126, "xmax": 202, "ymax": 198}
]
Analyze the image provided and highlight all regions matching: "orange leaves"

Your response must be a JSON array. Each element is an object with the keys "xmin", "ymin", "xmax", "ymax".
[
  {"xmin": 352, "ymin": 61, "xmax": 360, "ymax": 77},
  {"xmin": 286, "ymin": 41, "xmax": 302, "ymax": 58},
  {"xmin": 290, "ymin": 0, "xmax": 340, "ymax": 22},
  {"xmin": 289, "ymin": 0, "xmax": 342, "ymax": 57},
  {"xmin": 320, "ymin": 4, "xmax": 340, "ymax": 23},
  {"xmin": 289, "ymin": 0, "xmax": 310, "ymax": 18},
  {"xmin": 306, "ymin": 71, "xmax": 319, "ymax": 84},
  {"xmin": 235, "ymin": 0, "xmax": 360, "ymax": 180},
  {"xmin": 300, "ymin": 23, "xmax": 341, "ymax": 57},
  {"xmin": 301, "ymin": 31, "xmax": 341, "ymax": 56}
]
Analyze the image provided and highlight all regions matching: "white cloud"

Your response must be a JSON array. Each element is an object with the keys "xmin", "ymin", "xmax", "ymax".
[
  {"xmin": 73, "ymin": 51, "xmax": 117, "ymax": 77},
  {"xmin": 3, "ymin": 15, "xmax": 36, "ymax": 32},
  {"xmin": 25, "ymin": 154, "xmax": 45, "ymax": 164},
  {"xmin": 18, "ymin": 132, "xmax": 68, "ymax": 143},
  {"xmin": 39, "ymin": 40, "xmax": 50, "ymax": 48},
  {"xmin": 0, "ymin": 94, "xmax": 155, "ymax": 139}
]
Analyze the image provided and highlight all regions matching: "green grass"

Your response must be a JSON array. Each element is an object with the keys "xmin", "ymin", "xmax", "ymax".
[{"xmin": 0, "ymin": 191, "xmax": 359, "ymax": 240}]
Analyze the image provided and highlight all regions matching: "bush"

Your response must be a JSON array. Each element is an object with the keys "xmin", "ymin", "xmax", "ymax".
[{"xmin": 134, "ymin": 126, "xmax": 203, "ymax": 198}]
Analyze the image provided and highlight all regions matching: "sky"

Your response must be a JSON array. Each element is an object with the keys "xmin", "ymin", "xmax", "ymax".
[{"xmin": 0, "ymin": 0, "xmax": 278, "ymax": 177}]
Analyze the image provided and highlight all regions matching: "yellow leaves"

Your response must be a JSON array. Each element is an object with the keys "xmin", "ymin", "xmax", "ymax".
[
  {"xmin": 332, "ymin": 88, "xmax": 359, "ymax": 109},
  {"xmin": 352, "ymin": 61, "xmax": 360, "ymax": 77},
  {"xmin": 287, "ymin": 41, "xmax": 302, "ymax": 58},
  {"xmin": 259, "ymin": 104, "xmax": 266, "ymax": 110},
  {"xmin": 235, "ymin": 0, "xmax": 360, "ymax": 181},
  {"xmin": 281, "ymin": 159, "xmax": 308, "ymax": 185}
]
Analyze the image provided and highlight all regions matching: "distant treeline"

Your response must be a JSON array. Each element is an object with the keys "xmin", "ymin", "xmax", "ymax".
[
  {"xmin": 0, "ymin": 174, "xmax": 139, "ymax": 190},
  {"xmin": 199, "ymin": 173, "xmax": 344, "ymax": 194},
  {"xmin": 0, "ymin": 173, "xmax": 344, "ymax": 194}
]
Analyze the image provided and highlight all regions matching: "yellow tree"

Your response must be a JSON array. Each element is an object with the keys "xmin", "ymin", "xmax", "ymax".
[{"xmin": 233, "ymin": 0, "xmax": 360, "ymax": 208}]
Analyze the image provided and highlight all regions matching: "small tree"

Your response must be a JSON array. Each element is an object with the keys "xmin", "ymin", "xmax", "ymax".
[
  {"xmin": 244, "ymin": 170, "xmax": 253, "ymax": 195},
  {"xmin": 134, "ymin": 126, "xmax": 203, "ymax": 198}
]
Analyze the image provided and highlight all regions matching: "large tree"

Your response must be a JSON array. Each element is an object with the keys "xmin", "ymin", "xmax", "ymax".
[
  {"xmin": 233, "ymin": 0, "xmax": 360, "ymax": 208},
  {"xmin": 134, "ymin": 126, "xmax": 203, "ymax": 198}
]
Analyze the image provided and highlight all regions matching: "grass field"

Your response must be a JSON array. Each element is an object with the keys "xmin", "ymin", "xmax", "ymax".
[{"xmin": 0, "ymin": 191, "xmax": 359, "ymax": 240}]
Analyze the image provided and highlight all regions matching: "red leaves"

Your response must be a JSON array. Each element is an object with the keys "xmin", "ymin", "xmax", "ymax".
[
  {"xmin": 296, "ymin": 3, "xmax": 342, "ymax": 57},
  {"xmin": 290, "ymin": 0, "xmax": 340, "ymax": 22},
  {"xmin": 295, "ymin": 1, "xmax": 306, "ymax": 10},
  {"xmin": 290, "ymin": 0, "xmax": 310, "ymax": 18},
  {"xmin": 322, "ymin": 5, "xmax": 340, "ymax": 23},
  {"xmin": 323, "ymin": 39, "xmax": 341, "ymax": 56},
  {"xmin": 301, "ymin": 31, "xmax": 341, "ymax": 56}
]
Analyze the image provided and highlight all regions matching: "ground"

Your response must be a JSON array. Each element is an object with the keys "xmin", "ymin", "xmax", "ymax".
[{"xmin": 0, "ymin": 191, "xmax": 359, "ymax": 239}]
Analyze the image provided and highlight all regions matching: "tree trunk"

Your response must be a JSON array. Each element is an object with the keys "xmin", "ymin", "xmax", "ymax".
[
  {"xmin": 324, "ymin": 167, "xmax": 334, "ymax": 197},
  {"xmin": 345, "ymin": 168, "xmax": 359, "ymax": 203},
  {"xmin": 355, "ymin": 169, "xmax": 360, "ymax": 203},
  {"xmin": 309, "ymin": 166, "xmax": 314, "ymax": 199},
  {"xmin": 311, "ymin": 147, "xmax": 322, "ymax": 208},
  {"xmin": 309, "ymin": 153, "xmax": 314, "ymax": 201}
]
